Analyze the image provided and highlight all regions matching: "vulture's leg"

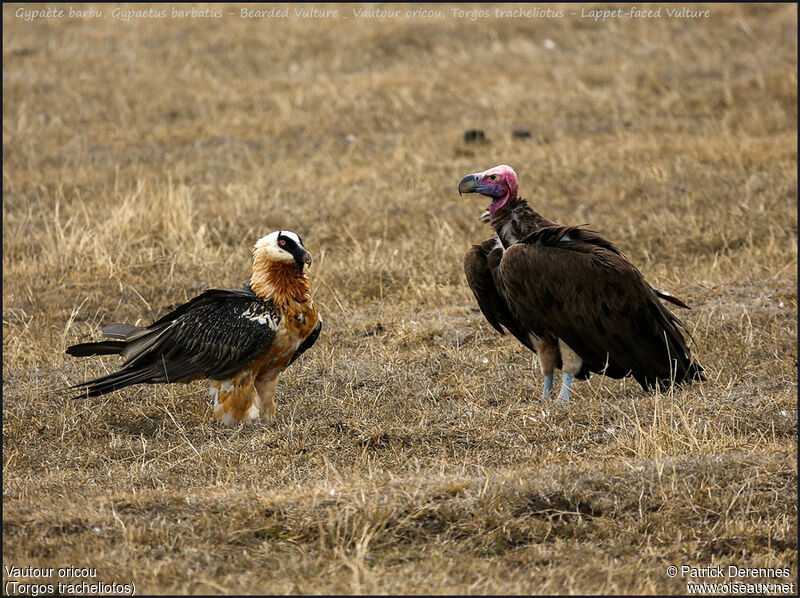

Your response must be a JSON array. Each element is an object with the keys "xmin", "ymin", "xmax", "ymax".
[
  {"xmin": 559, "ymin": 373, "xmax": 574, "ymax": 403},
  {"xmin": 543, "ymin": 374, "xmax": 553, "ymax": 400},
  {"xmin": 533, "ymin": 338, "xmax": 560, "ymax": 401},
  {"xmin": 254, "ymin": 374, "xmax": 279, "ymax": 421},
  {"xmin": 557, "ymin": 340, "xmax": 583, "ymax": 404}
]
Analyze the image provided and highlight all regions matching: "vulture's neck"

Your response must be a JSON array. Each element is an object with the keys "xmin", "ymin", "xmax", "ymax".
[
  {"xmin": 250, "ymin": 260, "xmax": 311, "ymax": 307},
  {"xmin": 483, "ymin": 195, "xmax": 555, "ymax": 248}
]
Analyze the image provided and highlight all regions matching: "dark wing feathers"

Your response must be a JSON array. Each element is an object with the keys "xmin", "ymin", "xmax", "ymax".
[
  {"xmin": 653, "ymin": 288, "xmax": 691, "ymax": 310},
  {"xmin": 65, "ymin": 340, "xmax": 127, "ymax": 357},
  {"xmin": 464, "ymin": 238, "xmax": 534, "ymax": 351},
  {"xmin": 289, "ymin": 320, "xmax": 322, "ymax": 366},
  {"xmin": 101, "ymin": 323, "xmax": 142, "ymax": 340},
  {"xmin": 464, "ymin": 241, "xmax": 506, "ymax": 335},
  {"xmin": 146, "ymin": 288, "xmax": 259, "ymax": 328},
  {"xmin": 65, "ymin": 288, "xmax": 279, "ymax": 398},
  {"xmin": 520, "ymin": 225, "xmax": 623, "ymax": 256},
  {"xmin": 499, "ymin": 225, "xmax": 703, "ymax": 389}
]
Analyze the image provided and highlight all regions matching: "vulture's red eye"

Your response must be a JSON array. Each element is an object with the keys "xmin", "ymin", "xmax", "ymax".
[
  {"xmin": 490, "ymin": 175, "xmax": 498, "ymax": 181},
  {"xmin": 278, "ymin": 239, "xmax": 287, "ymax": 247}
]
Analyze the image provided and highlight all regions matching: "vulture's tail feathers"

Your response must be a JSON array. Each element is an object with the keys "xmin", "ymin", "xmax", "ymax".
[
  {"xmin": 630, "ymin": 298, "xmax": 705, "ymax": 391},
  {"xmin": 679, "ymin": 360, "xmax": 706, "ymax": 383},
  {"xmin": 102, "ymin": 323, "xmax": 143, "ymax": 339},
  {"xmin": 662, "ymin": 315, "xmax": 705, "ymax": 387},
  {"xmin": 640, "ymin": 360, "xmax": 706, "ymax": 392},
  {"xmin": 66, "ymin": 321, "xmax": 144, "ymax": 357},
  {"xmin": 654, "ymin": 288, "xmax": 691, "ymax": 310},
  {"xmin": 65, "ymin": 340, "xmax": 126, "ymax": 357},
  {"xmin": 64, "ymin": 366, "xmax": 154, "ymax": 399}
]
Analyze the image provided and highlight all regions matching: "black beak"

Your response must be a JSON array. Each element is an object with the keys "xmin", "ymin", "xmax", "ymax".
[
  {"xmin": 458, "ymin": 174, "xmax": 479, "ymax": 196},
  {"xmin": 293, "ymin": 248, "xmax": 313, "ymax": 270}
]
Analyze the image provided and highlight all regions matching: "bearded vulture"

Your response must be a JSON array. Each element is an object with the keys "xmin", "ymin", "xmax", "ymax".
[
  {"xmin": 64, "ymin": 231, "xmax": 322, "ymax": 425},
  {"xmin": 459, "ymin": 164, "xmax": 704, "ymax": 403}
]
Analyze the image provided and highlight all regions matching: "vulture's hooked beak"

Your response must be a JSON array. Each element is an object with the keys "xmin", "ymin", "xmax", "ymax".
[
  {"xmin": 294, "ymin": 249, "xmax": 313, "ymax": 270},
  {"xmin": 458, "ymin": 173, "xmax": 480, "ymax": 196}
]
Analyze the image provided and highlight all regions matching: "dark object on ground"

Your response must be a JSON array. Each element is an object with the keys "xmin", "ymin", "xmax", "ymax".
[{"xmin": 463, "ymin": 129, "xmax": 487, "ymax": 144}]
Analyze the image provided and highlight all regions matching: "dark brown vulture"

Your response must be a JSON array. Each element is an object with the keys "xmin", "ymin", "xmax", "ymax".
[
  {"xmin": 459, "ymin": 164, "xmax": 704, "ymax": 402},
  {"xmin": 64, "ymin": 231, "xmax": 322, "ymax": 425}
]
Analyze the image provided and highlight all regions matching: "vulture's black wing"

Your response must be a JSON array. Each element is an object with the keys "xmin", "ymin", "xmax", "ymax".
[
  {"xmin": 464, "ymin": 237, "xmax": 534, "ymax": 351},
  {"xmin": 289, "ymin": 319, "xmax": 322, "ymax": 366},
  {"xmin": 499, "ymin": 225, "xmax": 704, "ymax": 389},
  {"xmin": 65, "ymin": 287, "xmax": 279, "ymax": 398}
]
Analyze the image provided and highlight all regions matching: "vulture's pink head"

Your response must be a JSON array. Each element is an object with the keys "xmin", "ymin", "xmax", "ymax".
[{"xmin": 458, "ymin": 165, "xmax": 519, "ymax": 216}]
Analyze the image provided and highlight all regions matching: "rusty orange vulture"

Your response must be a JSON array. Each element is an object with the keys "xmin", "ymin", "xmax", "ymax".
[
  {"xmin": 459, "ymin": 165, "xmax": 704, "ymax": 402},
  {"xmin": 65, "ymin": 231, "xmax": 321, "ymax": 424}
]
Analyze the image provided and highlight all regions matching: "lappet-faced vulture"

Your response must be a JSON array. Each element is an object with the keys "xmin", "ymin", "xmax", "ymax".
[{"xmin": 459, "ymin": 165, "xmax": 704, "ymax": 402}]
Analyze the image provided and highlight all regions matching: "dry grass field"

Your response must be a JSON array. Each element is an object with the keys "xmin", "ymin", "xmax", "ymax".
[{"xmin": 3, "ymin": 2, "xmax": 797, "ymax": 594}]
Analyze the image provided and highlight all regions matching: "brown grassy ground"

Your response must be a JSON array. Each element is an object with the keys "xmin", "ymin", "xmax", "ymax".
[{"xmin": 3, "ymin": 3, "xmax": 797, "ymax": 594}]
